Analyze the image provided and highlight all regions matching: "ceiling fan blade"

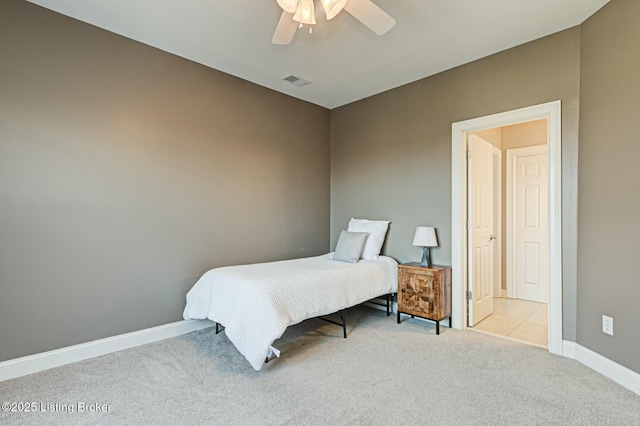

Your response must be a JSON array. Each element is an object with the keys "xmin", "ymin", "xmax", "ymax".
[
  {"xmin": 343, "ymin": 0, "xmax": 396, "ymax": 36},
  {"xmin": 272, "ymin": 11, "xmax": 298, "ymax": 45}
]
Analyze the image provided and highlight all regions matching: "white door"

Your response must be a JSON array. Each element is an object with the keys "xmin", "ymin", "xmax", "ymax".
[
  {"xmin": 507, "ymin": 146, "xmax": 548, "ymax": 303},
  {"xmin": 468, "ymin": 134, "xmax": 495, "ymax": 326}
]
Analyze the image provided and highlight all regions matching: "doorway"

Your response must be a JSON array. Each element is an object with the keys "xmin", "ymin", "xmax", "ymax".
[
  {"xmin": 467, "ymin": 123, "xmax": 549, "ymax": 348},
  {"xmin": 451, "ymin": 101, "xmax": 563, "ymax": 356}
]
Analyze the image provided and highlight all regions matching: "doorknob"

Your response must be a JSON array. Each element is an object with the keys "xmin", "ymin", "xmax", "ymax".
[{"xmin": 489, "ymin": 234, "xmax": 497, "ymax": 240}]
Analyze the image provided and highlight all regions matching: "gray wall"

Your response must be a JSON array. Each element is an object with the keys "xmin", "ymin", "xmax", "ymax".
[
  {"xmin": 0, "ymin": 1, "xmax": 330, "ymax": 362},
  {"xmin": 578, "ymin": 0, "xmax": 640, "ymax": 372},
  {"xmin": 330, "ymin": 28, "xmax": 581, "ymax": 341}
]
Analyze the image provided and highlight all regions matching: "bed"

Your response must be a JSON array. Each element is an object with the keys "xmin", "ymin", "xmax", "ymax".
[{"xmin": 183, "ymin": 252, "xmax": 398, "ymax": 370}]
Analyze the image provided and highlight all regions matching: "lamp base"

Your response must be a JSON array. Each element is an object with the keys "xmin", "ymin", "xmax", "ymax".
[{"xmin": 420, "ymin": 247, "xmax": 431, "ymax": 267}]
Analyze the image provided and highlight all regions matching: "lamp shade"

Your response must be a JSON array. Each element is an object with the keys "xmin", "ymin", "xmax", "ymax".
[
  {"xmin": 276, "ymin": 0, "xmax": 299, "ymax": 14},
  {"xmin": 321, "ymin": 0, "xmax": 347, "ymax": 20},
  {"xmin": 412, "ymin": 227, "xmax": 438, "ymax": 247},
  {"xmin": 293, "ymin": 0, "xmax": 316, "ymax": 25}
]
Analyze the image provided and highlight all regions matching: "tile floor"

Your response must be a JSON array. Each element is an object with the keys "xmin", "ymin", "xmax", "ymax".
[{"xmin": 471, "ymin": 297, "xmax": 548, "ymax": 348}]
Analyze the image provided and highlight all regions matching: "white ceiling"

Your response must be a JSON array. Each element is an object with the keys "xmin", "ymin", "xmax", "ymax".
[{"xmin": 26, "ymin": 0, "xmax": 609, "ymax": 109}]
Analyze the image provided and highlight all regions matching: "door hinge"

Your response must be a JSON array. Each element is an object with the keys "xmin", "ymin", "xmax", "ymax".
[
  {"xmin": 467, "ymin": 220, "xmax": 471, "ymax": 230},
  {"xmin": 466, "ymin": 150, "xmax": 472, "ymax": 159},
  {"xmin": 466, "ymin": 291, "xmax": 472, "ymax": 300}
]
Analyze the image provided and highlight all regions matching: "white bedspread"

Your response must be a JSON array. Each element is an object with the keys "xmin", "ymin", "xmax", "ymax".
[{"xmin": 183, "ymin": 253, "xmax": 398, "ymax": 370}]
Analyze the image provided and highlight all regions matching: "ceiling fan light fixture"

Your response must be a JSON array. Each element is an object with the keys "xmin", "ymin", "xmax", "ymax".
[
  {"xmin": 276, "ymin": 0, "xmax": 298, "ymax": 14},
  {"xmin": 271, "ymin": 0, "xmax": 395, "ymax": 45},
  {"xmin": 321, "ymin": 0, "xmax": 347, "ymax": 20},
  {"xmin": 292, "ymin": 0, "xmax": 316, "ymax": 25}
]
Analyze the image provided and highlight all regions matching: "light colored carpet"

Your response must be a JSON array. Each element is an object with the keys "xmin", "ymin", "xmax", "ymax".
[{"xmin": 1, "ymin": 306, "xmax": 639, "ymax": 425}]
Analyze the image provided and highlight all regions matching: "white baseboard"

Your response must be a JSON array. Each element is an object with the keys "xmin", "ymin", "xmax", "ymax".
[
  {"xmin": 562, "ymin": 340, "xmax": 576, "ymax": 358},
  {"xmin": 563, "ymin": 340, "xmax": 640, "ymax": 396},
  {"xmin": 0, "ymin": 319, "xmax": 214, "ymax": 382}
]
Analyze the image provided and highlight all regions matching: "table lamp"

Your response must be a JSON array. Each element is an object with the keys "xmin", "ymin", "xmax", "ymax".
[{"xmin": 412, "ymin": 226, "xmax": 438, "ymax": 267}]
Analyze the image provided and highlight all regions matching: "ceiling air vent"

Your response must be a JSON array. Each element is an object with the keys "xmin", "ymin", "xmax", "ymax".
[{"xmin": 282, "ymin": 74, "xmax": 310, "ymax": 87}]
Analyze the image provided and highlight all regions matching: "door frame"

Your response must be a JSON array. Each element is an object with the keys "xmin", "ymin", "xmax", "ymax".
[
  {"xmin": 451, "ymin": 100, "xmax": 563, "ymax": 356},
  {"xmin": 506, "ymin": 145, "xmax": 548, "ymax": 300}
]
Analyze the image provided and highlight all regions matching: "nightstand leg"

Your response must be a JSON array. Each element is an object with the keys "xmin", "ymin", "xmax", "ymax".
[
  {"xmin": 449, "ymin": 316, "xmax": 452, "ymax": 328},
  {"xmin": 397, "ymin": 310, "xmax": 400, "ymax": 324},
  {"xmin": 436, "ymin": 321, "xmax": 440, "ymax": 335}
]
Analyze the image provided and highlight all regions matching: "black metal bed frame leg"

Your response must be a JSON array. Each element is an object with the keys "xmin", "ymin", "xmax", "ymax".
[
  {"xmin": 386, "ymin": 293, "xmax": 390, "ymax": 316},
  {"xmin": 316, "ymin": 309, "xmax": 348, "ymax": 337},
  {"xmin": 215, "ymin": 322, "xmax": 222, "ymax": 334},
  {"xmin": 364, "ymin": 292, "xmax": 395, "ymax": 317}
]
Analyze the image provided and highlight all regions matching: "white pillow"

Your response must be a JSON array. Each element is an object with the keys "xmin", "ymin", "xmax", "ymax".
[
  {"xmin": 347, "ymin": 218, "xmax": 390, "ymax": 260},
  {"xmin": 332, "ymin": 230, "xmax": 368, "ymax": 263}
]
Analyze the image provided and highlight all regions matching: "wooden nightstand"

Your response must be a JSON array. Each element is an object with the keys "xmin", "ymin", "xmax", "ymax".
[{"xmin": 397, "ymin": 263, "xmax": 452, "ymax": 334}]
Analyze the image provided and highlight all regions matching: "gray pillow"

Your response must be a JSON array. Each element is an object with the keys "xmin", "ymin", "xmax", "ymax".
[{"xmin": 333, "ymin": 230, "xmax": 369, "ymax": 263}]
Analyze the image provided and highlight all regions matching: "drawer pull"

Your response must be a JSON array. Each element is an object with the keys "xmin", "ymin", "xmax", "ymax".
[{"xmin": 401, "ymin": 289, "xmax": 406, "ymax": 292}]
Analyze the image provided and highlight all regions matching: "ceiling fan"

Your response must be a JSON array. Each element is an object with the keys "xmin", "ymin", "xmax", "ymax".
[{"xmin": 272, "ymin": 0, "xmax": 396, "ymax": 45}]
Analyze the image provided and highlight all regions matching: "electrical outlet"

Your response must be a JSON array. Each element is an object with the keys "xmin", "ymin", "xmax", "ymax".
[{"xmin": 602, "ymin": 315, "xmax": 613, "ymax": 336}]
